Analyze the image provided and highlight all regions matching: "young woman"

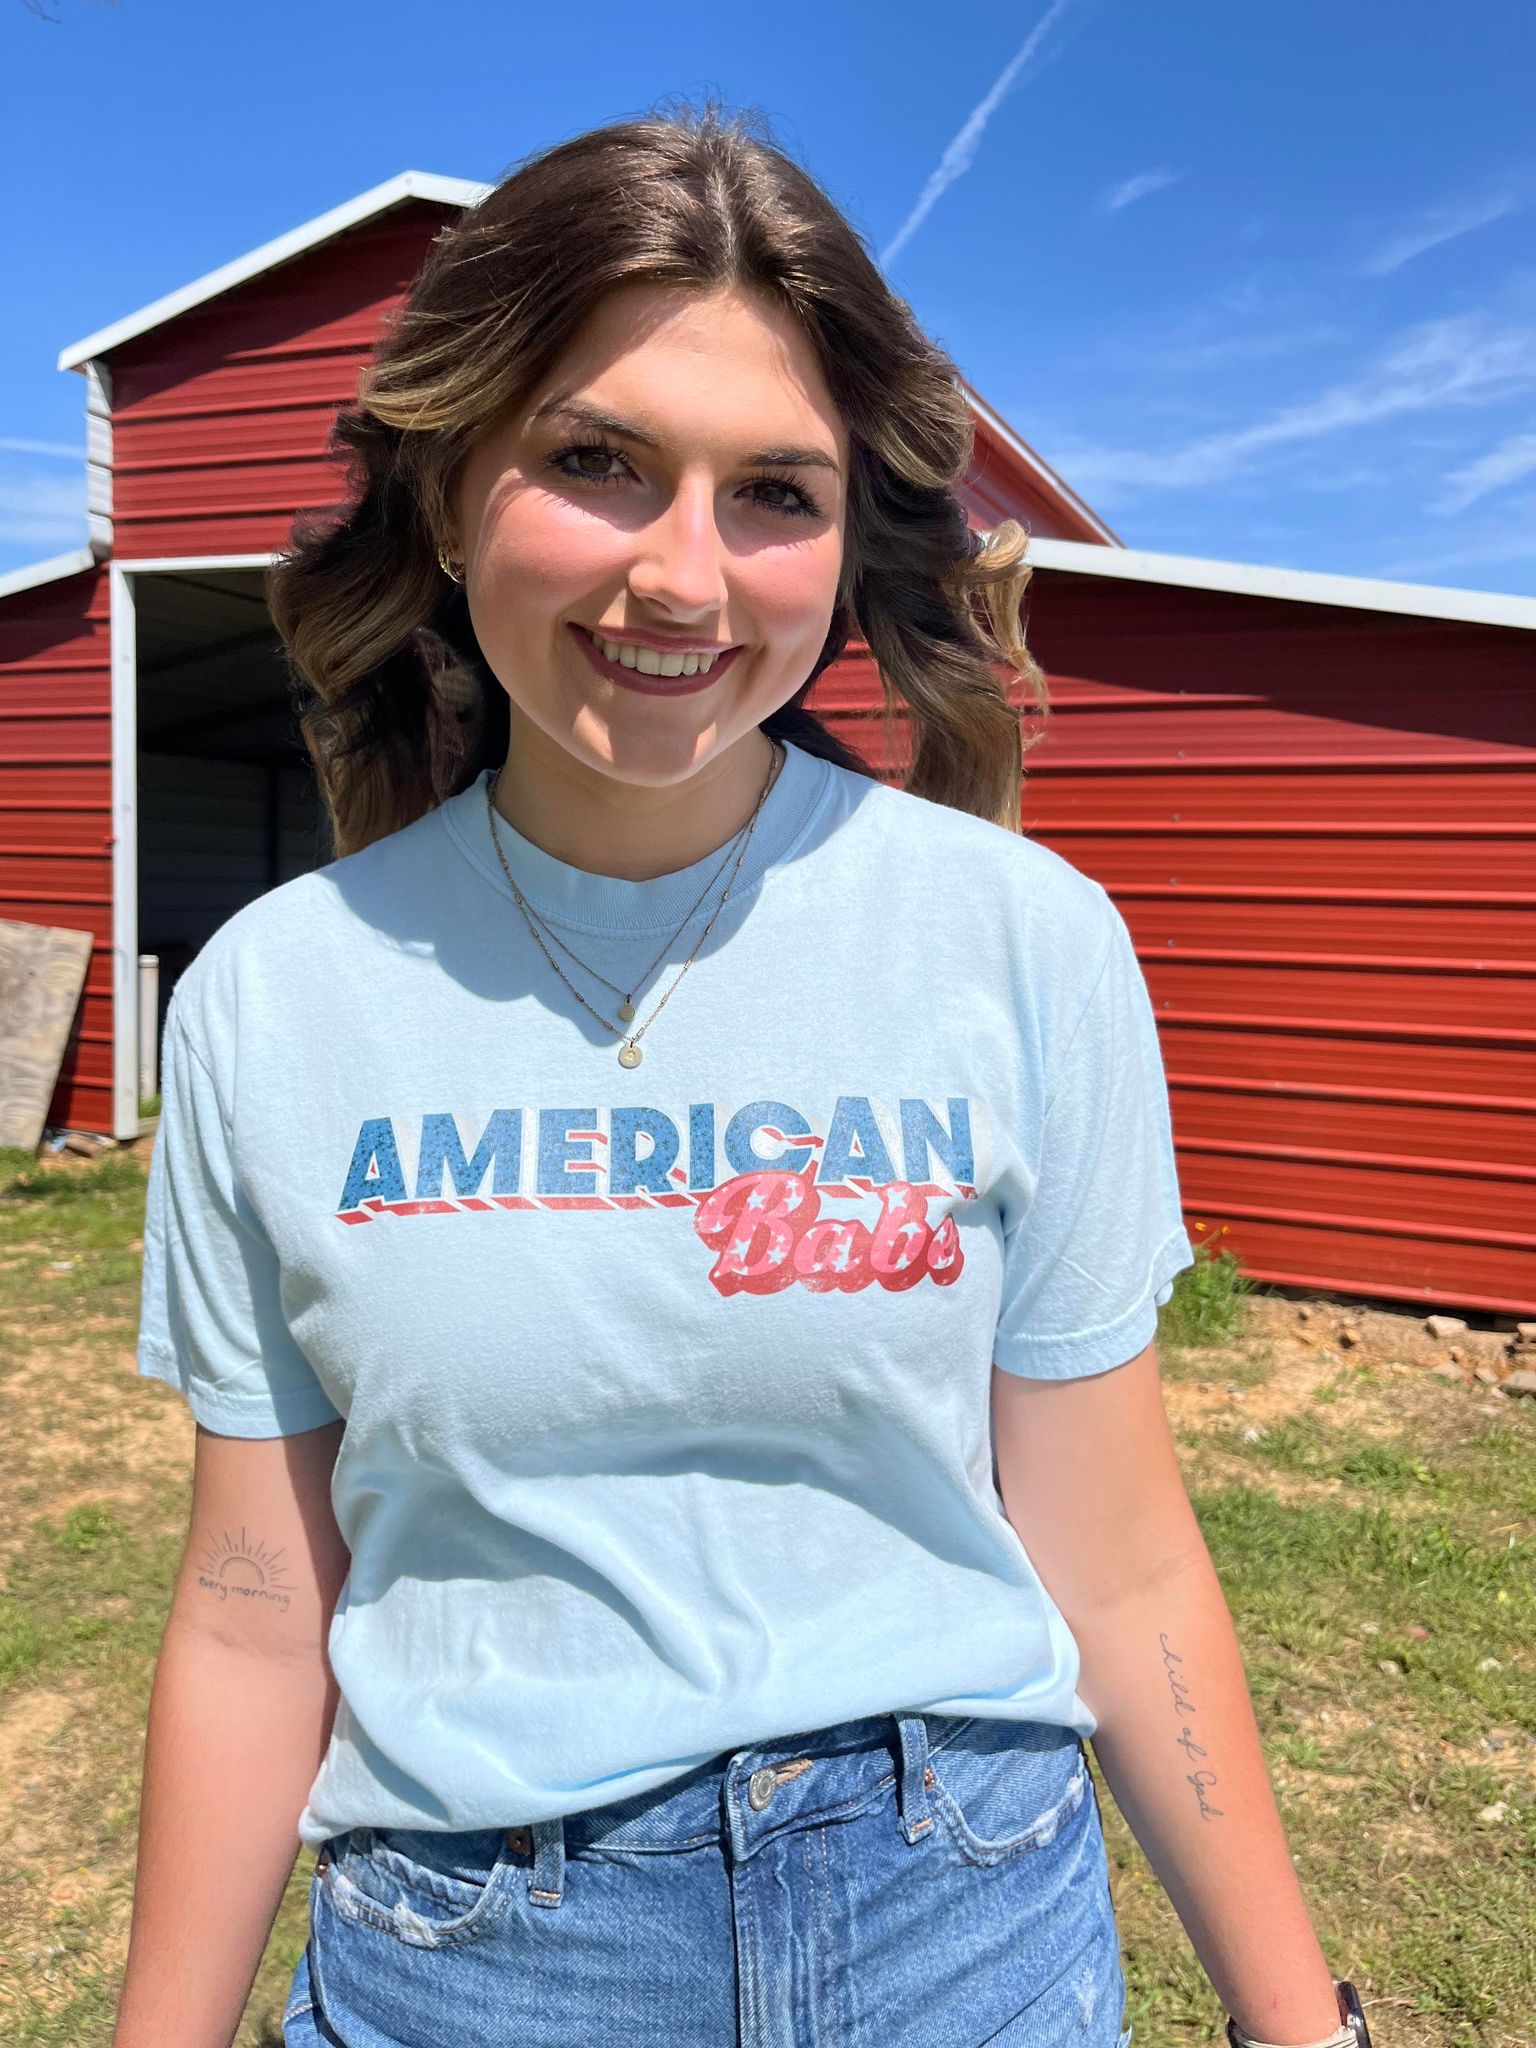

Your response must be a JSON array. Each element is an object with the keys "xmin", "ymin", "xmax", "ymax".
[{"xmin": 121, "ymin": 102, "xmax": 1370, "ymax": 2048}]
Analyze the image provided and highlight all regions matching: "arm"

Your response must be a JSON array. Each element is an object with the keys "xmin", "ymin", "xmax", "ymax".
[
  {"xmin": 113, "ymin": 1416, "xmax": 350, "ymax": 2048},
  {"xmin": 991, "ymin": 1341, "xmax": 1345, "ymax": 2048}
]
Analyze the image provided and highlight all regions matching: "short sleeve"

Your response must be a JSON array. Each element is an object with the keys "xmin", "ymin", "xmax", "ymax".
[
  {"xmin": 993, "ymin": 898, "xmax": 1196, "ymax": 1379},
  {"xmin": 136, "ymin": 995, "xmax": 345, "ymax": 1438}
]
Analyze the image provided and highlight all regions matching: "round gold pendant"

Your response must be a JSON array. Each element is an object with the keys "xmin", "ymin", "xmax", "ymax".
[
  {"xmin": 618, "ymin": 1041, "xmax": 643, "ymax": 1068},
  {"xmin": 618, "ymin": 1000, "xmax": 636, "ymax": 1021}
]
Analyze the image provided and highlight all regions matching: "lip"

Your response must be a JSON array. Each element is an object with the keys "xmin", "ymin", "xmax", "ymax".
[{"xmin": 569, "ymin": 622, "xmax": 743, "ymax": 695}]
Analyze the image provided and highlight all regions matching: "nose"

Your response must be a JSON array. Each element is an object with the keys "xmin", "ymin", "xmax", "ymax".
[{"xmin": 627, "ymin": 474, "xmax": 729, "ymax": 621}]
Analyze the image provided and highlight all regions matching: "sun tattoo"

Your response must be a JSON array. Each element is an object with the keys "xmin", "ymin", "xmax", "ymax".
[{"xmin": 197, "ymin": 1526, "xmax": 296, "ymax": 1614}]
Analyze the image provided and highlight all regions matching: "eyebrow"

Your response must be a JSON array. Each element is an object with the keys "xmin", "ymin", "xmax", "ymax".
[{"xmin": 527, "ymin": 393, "xmax": 843, "ymax": 476}]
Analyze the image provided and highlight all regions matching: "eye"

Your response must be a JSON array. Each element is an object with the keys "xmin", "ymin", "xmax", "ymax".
[
  {"xmin": 546, "ymin": 438, "xmax": 632, "ymax": 487},
  {"xmin": 742, "ymin": 473, "xmax": 824, "ymax": 521},
  {"xmin": 544, "ymin": 439, "xmax": 824, "ymax": 520}
]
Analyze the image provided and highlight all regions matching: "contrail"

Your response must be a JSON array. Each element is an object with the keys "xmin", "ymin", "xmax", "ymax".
[{"xmin": 879, "ymin": 0, "xmax": 1076, "ymax": 271}]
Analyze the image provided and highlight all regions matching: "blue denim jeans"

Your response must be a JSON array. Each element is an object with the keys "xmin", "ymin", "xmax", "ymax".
[{"xmin": 283, "ymin": 1710, "xmax": 1134, "ymax": 2047}]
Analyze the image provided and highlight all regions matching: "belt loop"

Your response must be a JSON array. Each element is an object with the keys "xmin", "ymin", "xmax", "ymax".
[
  {"xmin": 894, "ymin": 1713, "xmax": 935, "ymax": 1845},
  {"xmin": 528, "ymin": 1815, "xmax": 566, "ymax": 1907}
]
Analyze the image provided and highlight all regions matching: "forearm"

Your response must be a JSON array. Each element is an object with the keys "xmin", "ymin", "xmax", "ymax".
[
  {"xmin": 1070, "ymin": 1547, "xmax": 1344, "ymax": 2047},
  {"xmin": 113, "ymin": 1622, "xmax": 338, "ymax": 2048}
]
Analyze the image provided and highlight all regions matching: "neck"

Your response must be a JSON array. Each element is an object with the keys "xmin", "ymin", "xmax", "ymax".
[{"xmin": 489, "ymin": 723, "xmax": 783, "ymax": 883}]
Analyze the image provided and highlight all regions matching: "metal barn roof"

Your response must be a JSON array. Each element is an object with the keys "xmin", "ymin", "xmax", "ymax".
[{"xmin": 57, "ymin": 171, "xmax": 489, "ymax": 371}]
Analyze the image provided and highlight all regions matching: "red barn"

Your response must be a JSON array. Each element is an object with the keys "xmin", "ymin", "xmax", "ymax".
[
  {"xmin": 1013, "ymin": 540, "xmax": 1536, "ymax": 1320},
  {"xmin": 3, "ymin": 170, "xmax": 1532, "ymax": 1318}
]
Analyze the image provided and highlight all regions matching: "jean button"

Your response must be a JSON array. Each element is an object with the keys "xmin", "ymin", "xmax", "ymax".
[{"xmin": 747, "ymin": 1767, "xmax": 778, "ymax": 1811}]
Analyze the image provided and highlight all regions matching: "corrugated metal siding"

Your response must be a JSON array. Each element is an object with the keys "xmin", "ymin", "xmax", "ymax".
[
  {"xmin": 1016, "ymin": 570, "xmax": 1536, "ymax": 1317},
  {"xmin": 101, "ymin": 193, "xmax": 1108, "ymax": 563},
  {"xmin": 105, "ymin": 205, "xmax": 456, "ymax": 559},
  {"xmin": 136, "ymin": 751, "xmax": 327, "ymax": 1066},
  {"xmin": 0, "ymin": 565, "xmax": 114, "ymax": 1132}
]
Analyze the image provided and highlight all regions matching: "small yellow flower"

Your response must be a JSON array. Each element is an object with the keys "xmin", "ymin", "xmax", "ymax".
[
  {"xmin": 1194, "ymin": 1220, "xmax": 1207, "ymax": 1232},
  {"xmin": 1221, "ymin": 1225, "xmax": 1229, "ymax": 1234}
]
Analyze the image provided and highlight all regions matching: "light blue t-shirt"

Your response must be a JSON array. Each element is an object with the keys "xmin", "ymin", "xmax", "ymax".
[{"xmin": 137, "ymin": 735, "xmax": 1195, "ymax": 1851}]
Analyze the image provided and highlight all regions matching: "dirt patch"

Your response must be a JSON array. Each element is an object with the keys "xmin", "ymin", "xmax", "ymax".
[
  {"xmin": 0, "ymin": 1689, "xmax": 76, "ymax": 1820},
  {"xmin": 1164, "ymin": 1293, "xmax": 1529, "ymax": 1444}
]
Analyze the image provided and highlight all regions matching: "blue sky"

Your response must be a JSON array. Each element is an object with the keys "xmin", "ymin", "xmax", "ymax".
[{"xmin": 4, "ymin": 0, "xmax": 1534, "ymax": 594}]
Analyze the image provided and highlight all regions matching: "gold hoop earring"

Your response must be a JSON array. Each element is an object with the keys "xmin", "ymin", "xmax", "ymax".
[{"xmin": 437, "ymin": 547, "xmax": 465, "ymax": 584}]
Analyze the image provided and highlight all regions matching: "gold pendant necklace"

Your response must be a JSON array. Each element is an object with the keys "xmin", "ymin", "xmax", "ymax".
[
  {"xmin": 484, "ymin": 742, "xmax": 784, "ymax": 1064},
  {"xmin": 493, "ymin": 801, "xmax": 748, "ymax": 1027}
]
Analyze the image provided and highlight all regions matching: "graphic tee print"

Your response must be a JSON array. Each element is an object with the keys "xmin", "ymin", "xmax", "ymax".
[
  {"xmin": 137, "ymin": 737, "xmax": 1194, "ymax": 1848},
  {"xmin": 335, "ymin": 1091, "xmax": 975, "ymax": 1295}
]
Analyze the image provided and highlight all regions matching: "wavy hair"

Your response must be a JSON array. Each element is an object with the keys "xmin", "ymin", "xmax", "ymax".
[{"xmin": 267, "ymin": 98, "xmax": 1050, "ymax": 858}]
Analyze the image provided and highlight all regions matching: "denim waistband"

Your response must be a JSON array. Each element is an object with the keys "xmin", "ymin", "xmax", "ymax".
[{"xmin": 515, "ymin": 1709, "xmax": 1078, "ymax": 1910}]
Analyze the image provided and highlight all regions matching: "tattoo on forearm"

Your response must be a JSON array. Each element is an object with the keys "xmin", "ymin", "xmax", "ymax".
[
  {"xmin": 1160, "ymin": 1630, "xmax": 1225, "ymax": 1820},
  {"xmin": 196, "ymin": 1526, "xmax": 294, "ymax": 1613}
]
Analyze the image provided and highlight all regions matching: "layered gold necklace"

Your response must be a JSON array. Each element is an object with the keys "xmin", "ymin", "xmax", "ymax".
[{"xmin": 484, "ymin": 742, "xmax": 785, "ymax": 1067}]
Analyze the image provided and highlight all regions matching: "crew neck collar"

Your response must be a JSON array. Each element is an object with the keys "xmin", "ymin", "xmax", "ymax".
[{"xmin": 438, "ymin": 737, "xmax": 832, "ymax": 935}]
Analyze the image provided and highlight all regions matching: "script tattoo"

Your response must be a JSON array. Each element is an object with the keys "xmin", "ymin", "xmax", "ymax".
[
  {"xmin": 1160, "ymin": 1630, "xmax": 1225, "ymax": 1820},
  {"xmin": 196, "ymin": 1526, "xmax": 294, "ymax": 1614}
]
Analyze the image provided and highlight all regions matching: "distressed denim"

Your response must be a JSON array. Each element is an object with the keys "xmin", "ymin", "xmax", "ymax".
[{"xmin": 283, "ymin": 1710, "xmax": 1135, "ymax": 2047}]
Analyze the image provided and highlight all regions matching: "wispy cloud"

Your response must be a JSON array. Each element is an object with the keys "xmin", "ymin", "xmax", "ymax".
[
  {"xmin": 1099, "ymin": 167, "xmax": 1182, "ymax": 215},
  {"xmin": 1041, "ymin": 313, "xmax": 1536, "ymax": 500},
  {"xmin": 1093, "ymin": 320, "xmax": 1347, "ymax": 377},
  {"xmin": 1287, "ymin": 464, "xmax": 1395, "ymax": 494},
  {"xmin": 1360, "ymin": 191, "xmax": 1523, "ymax": 277},
  {"xmin": 880, "ymin": 0, "xmax": 1076, "ymax": 271},
  {"xmin": 1081, "ymin": 269, "xmax": 1355, "ymax": 378},
  {"xmin": 0, "ymin": 471, "xmax": 86, "ymax": 550},
  {"xmin": 1376, "ymin": 497, "xmax": 1536, "ymax": 578},
  {"xmin": 1432, "ymin": 427, "xmax": 1536, "ymax": 514},
  {"xmin": 0, "ymin": 436, "xmax": 85, "ymax": 460}
]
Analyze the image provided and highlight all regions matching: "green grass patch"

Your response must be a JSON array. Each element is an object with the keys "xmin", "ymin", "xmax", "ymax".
[
  {"xmin": 1157, "ymin": 1233, "xmax": 1253, "ymax": 1350},
  {"xmin": 2, "ymin": 1148, "xmax": 1533, "ymax": 2045}
]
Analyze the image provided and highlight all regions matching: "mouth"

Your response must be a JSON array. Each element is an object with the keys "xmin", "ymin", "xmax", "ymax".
[{"xmin": 568, "ymin": 622, "xmax": 744, "ymax": 696}]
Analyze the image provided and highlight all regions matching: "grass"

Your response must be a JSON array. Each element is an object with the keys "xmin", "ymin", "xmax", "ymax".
[
  {"xmin": 0, "ymin": 1150, "xmax": 1531, "ymax": 2044},
  {"xmin": 1104, "ymin": 1238, "xmax": 1535, "ymax": 2046},
  {"xmin": 1156, "ymin": 1229, "xmax": 1252, "ymax": 1351}
]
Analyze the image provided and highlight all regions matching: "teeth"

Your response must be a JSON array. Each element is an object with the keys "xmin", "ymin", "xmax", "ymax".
[{"xmin": 594, "ymin": 633, "xmax": 721, "ymax": 676}]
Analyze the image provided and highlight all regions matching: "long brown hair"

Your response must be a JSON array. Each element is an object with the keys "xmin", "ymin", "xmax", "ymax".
[{"xmin": 268, "ymin": 98, "xmax": 1050, "ymax": 859}]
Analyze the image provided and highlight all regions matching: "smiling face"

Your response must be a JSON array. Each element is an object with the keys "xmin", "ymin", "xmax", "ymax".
[{"xmin": 446, "ymin": 282, "xmax": 850, "ymax": 791}]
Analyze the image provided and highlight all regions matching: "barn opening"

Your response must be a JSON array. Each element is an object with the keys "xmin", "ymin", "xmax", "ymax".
[{"xmin": 132, "ymin": 562, "xmax": 327, "ymax": 1079}]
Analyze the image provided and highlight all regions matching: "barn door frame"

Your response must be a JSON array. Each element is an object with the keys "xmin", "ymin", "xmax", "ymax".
[{"xmin": 109, "ymin": 551, "xmax": 277, "ymax": 1141}]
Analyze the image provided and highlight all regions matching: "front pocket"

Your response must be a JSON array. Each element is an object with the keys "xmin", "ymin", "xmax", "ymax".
[
  {"xmin": 925, "ymin": 1719, "xmax": 1089, "ymax": 1866},
  {"xmin": 316, "ymin": 1825, "xmax": 515, "ymax": 1948}
]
